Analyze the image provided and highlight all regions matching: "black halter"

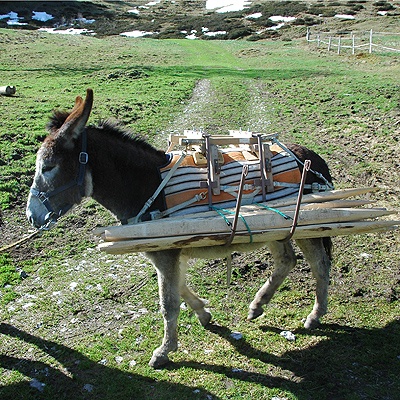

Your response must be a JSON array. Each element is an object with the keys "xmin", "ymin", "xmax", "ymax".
[{"xmin": 30, "ymin": 130, "xmax": 89, "ymax": 230}]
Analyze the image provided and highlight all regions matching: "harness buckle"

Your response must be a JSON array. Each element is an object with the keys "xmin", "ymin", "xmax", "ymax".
[
  {"xmin": 311, "ymin": 182, "xmax": 322, "ymax": 192},
  {"xmin": 37, "ymin": 192, "xmax": 49, "ymax": 203},
  {"xmin": 79, "ymin": 152, "xmax": 89, "ymax": 165}
]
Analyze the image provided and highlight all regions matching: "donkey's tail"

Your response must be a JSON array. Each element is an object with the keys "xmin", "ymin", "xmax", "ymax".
[{"xmin": 323, "ymin": 237, "xmax": 333, "ymax": 261}]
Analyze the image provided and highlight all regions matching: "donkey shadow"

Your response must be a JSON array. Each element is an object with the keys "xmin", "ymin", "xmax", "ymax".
[
  {"xmin": 2, "ymin": 320, "xmax": 399, "ymax": 399},
  {"xmin": 169, "ymin": 319, "xmax": 400, "ymax": 400},
  {"xmin": 0, "ymin": 323, "xmax": 218, "ymax": 400}
]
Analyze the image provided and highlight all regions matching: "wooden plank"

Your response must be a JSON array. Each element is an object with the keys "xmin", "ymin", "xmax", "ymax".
[
  {"xmin": 172, "ymin": 131, "xmax": 278, "ymax": 147},
  {"xmin": 179, "ymin": 136, "xmax": 260, "ymax": 146},
  {"xmin": 98, "ymin": 220, "xmax": 399, "ymax": 254},
  {"xmin": 92, "ymin": 199, "xmax": 372, "ymax": 237},
  {"xmin": 283, "ymin": 199, "xmax": 375, "ymax": 210},
  {"xmin": 101, "ymin": 208, "xmax": 395, "ymax": 242},
  {"xmin": 262, "ymin": 187, "xmax": 378, "ymax": 206},
  {"xmin": 165, "ymin": 192, "xmax": 379, "ymax": 220},
  {"xmin": 94, "ymin": 187, "xmax": 382, "ymax": 238}
]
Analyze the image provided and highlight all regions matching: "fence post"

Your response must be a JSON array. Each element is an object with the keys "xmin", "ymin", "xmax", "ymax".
[
  {"xmin": 369, "ymin": 29, "xmax": 373, "ymax": 53},
  {"xmin": 306, "ymin": 27, "xmax": 310, "ymax": 42},
  {"xmin": 317, "ymin": 34, "xmax": 320, "ymax": 47},
  {"xmin": 328, "ymin": 37, "xmax": 332, "ymax": 51},
  {"xmin": 352, "ymin": 34, "xmax": 355, "ymax": 55},
  {"xmin": 338, "ymin": 37, "xmax": 341, "ymax": 54}
]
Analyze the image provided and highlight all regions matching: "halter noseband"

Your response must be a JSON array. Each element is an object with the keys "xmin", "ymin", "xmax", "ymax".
[{"xmin": 30, "ymin": 130, "xmax": 89, "ymax": 230}]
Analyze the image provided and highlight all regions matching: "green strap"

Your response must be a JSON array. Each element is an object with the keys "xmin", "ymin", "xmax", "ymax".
[
  {"xmin": 255, "ymin": 203, "xmax": 293, "ymax": 220},
  {"xmin": 211, "ymin": 207, "xmax": 232, "ymax": 227},
  {"xmin": 211, "ymin": 206, "xmax": 253, "ymax": 243}
]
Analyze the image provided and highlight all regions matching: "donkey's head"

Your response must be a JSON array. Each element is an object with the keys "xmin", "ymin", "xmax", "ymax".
[{"xmin": 26, "ymin": 89, "xmax": 94, "ymax": 229}]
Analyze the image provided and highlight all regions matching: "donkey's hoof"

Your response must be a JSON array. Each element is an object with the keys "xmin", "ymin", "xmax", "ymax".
[
  {"xmin": 149, "ymin": 353, "xmax": 170, "ymax": 369},
  {"xmin": 303, "ymin": 317, "xmax": 321, "ymax": 330},
  {"xmin": 198, "ymin": 309, "xmax": 212, "ymax": 327},
  {"xmin": 247, "ymin": 306, "xmax": 264, "ymax": 321}
]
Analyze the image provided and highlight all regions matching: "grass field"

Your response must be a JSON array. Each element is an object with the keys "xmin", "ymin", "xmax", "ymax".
[{"xmin": 0, "ymin": 26, "xmax": 399, "ymax": 400}]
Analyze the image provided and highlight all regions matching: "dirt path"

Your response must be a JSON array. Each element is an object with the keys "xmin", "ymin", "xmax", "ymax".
[
  {"xmin": 159, "ymin": 78, "xmax": 276, "ymax": 146},
  {"xmin": 152, "ymin": 79, "xmax": 216, "ymax": 149}
]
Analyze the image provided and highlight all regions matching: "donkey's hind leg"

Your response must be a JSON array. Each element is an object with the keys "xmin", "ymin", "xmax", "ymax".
[
  {"xmin": 295, "ymin": 238, "xmax": 331, "ymax": 329},
  {"xmin": 248, "ymin": 240, "xmax": 297, "ymax": 321},
  {"xmin": 179, "ymin": 255, "xmax": 212, "ymax": 327},
  {"xmin": 146, "ymin": 249, "xmax": 182, "ymax": 368}
]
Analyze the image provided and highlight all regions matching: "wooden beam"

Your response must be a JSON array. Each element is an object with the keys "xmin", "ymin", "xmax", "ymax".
[
  {"xmin": 100, "ymin": 208, "xmax": 396, "ymax": 242},
  {"xmin": 0, "ymin": 86, "xmax": 16, "ymax": 96},
  {"xmin": 98, "ymin": 220, "xmax": 399, "ymax": 254}
]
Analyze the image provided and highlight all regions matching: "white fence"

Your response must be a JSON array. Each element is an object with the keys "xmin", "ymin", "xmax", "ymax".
[{"xmin": 306, "ymin": 28, "xmax": 400, "ymax": 54}]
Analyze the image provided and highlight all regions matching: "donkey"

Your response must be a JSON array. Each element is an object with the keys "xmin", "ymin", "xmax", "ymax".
[{"xmin": 27, "ymin": 89, "xmax": 333, "ymax": 368}]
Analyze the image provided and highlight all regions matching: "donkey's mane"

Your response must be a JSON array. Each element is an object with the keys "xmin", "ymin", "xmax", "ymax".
[
  {"xmin": 48, "ymin": 110, "xmax": 161, "ymax": 155},
  {"xmin": 47, "ymin": 110, "xmax": 70, "ymax": 131},
  {"xmin": 96, "ymin": 119, "xmax": 159, "ymax": 153}
]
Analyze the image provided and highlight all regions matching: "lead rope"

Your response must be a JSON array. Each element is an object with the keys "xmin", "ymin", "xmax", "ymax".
[
  {"xmin": 0, "ymin": 230, "xmax": 40, "ymax": 253},
  {"xmin": 0, "ymin": 213, "xmax": 61, "ymax": 253}
]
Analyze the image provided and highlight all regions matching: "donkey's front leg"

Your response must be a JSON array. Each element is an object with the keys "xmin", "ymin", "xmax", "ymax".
[
  {"xmin": 146, "ymin": 249, "xmax": 182, "ymax": 368},
  {"xmin": 248, "ymin": 241, "xmax": 297, "ymax": 321}
]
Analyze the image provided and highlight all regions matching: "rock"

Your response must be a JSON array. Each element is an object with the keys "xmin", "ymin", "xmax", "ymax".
[
  {"xmin": 280, "ymin": 330, "xmax": 296, "ymax": 341},
  {"xmin": 83, "ymin": 383, "xmax": 94, "ymax": 392},
  {"xmin": 230, "ymin": 331, "xmax": 243, "ymax": 340},
  {"xmin": 19, "ymin": 270, "xmax": 28, "ymax": 279},
  {"xmin": 30, "ymin": 378, "xmax": 45, "ymax": 392}
]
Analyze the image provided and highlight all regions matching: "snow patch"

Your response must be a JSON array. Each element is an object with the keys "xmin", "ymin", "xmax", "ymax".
[
  {"xmin": 120, "ymin": 30, "xmax": 157, "ymax": 38},
  {"xmin": 0, "ymin": 11, "xmax": 27, "ymax": 25},
  {"xmin": 206, "ymin": 0, "xmax": 252, "ymax": 13},
  {"xmin": 334, "ymin": 14, "xmax": 356, "ymax": 20},
  {"xmin": 146, "ymin": 0, "xmax": 161, "ymax": 5},
  {"xmin": 32, "ymin": 11, "xmax": 54, "ymax": 22},
  {"xmin": 38, "ymin": 28, "xmax": 95, "ymax": 35},
  {"xmin": 269, "ymin": 16, "xmax": 296, "ymax": 23},
  {"xmin": 0, "ymin": 11, "xmax": 17, "ymax": 20},
  {"xmin": 246, "ymin": 12, "xmax": 262, "ymax": 19},
  {"xmin": 265, "ymin": 15, "xmax": 296, "ymax": 31},
  {"xmin": 6, "ymin": 20, "xmax": 28, "ymax": 26},
  {"xmin": 76, "ymin": 16, "xmax": 95, "ymax": 24},
  {"xmin": 1, "ymin": 10, "xmax": 95, "ymax": 31},
  {"xmin": 266, "ymin": 24, "xmax": 285, "ymax": 31},
  {"xmin": 184, "ymin": 30, "xmax": 198, "ymax": 40},
  {"xmin": 204, "ymin": 30, "xmax": 227, "ymax": 37}
]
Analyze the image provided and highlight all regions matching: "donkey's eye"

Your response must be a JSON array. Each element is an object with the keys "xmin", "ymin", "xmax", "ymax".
[{"xmin": 42, "ymin": 165, "xmax": 55, "ymax": 174}]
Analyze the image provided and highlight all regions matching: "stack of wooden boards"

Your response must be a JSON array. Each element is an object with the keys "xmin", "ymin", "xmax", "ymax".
[{"xmin": 96, "ymin": 187, "xmax": 399, "ymax": 254}]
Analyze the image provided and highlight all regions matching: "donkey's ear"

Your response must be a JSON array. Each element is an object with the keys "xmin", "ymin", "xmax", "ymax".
[{"xmin": 55, "ymin": 88, "xmax": 93, "ymax": 144}]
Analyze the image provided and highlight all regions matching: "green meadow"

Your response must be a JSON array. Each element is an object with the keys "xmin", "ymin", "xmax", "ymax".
[{"xmin": 0, "ymin": 28, "xmax": 399, "ymax": 399}]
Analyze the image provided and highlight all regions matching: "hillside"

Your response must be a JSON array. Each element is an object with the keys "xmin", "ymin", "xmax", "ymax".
[
  {"xmin": 0, "ymin": 0, "xmax": 399, "ymax": 39},
  {"xmin": 0, "ymin": 3, "xmax": 399, "ymax": 400}
]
